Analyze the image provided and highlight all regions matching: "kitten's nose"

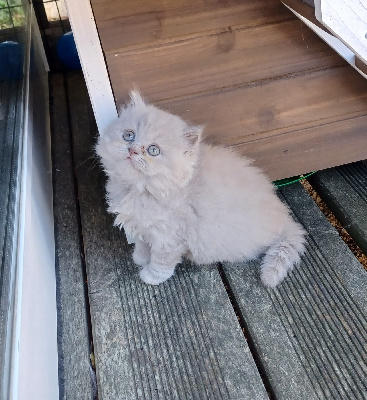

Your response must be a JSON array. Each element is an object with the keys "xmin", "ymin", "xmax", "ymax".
[{"xmin": 128, "ymin": 147, "xmax": 138, "ymax": 156}]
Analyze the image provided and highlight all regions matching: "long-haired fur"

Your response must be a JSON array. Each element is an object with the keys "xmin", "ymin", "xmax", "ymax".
[{"xmin": 96, "ymin": 92, "xmax": 306, "ymax": 286}]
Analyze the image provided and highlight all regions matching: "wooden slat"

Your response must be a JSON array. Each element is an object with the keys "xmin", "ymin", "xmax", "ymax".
[
  {"xmin": 90, "ymin": 0, "xmax": 294, "ymax": 52},
  {"xmin": 66, "ymin": 71, "xmax": 268, "ymax": 400},
  {"xmin": 223, "ymin": 183, "xmax": 367, "ymax": 399},
  {"xmin": 160, "ymin": 66, "xmax": 367, "ymax": 180},
  {"xmin": 234, "ymin": 114, "xmax": 367, "ymax": 180},
  {"xmin": 308, "ymin": 161, "xmax": 367, "ymax": 255},
  {"xmin": 164, "ymin": 67, "xmax": 367, "ymax": 146},
  {"xmin": 108, "ymin": 19, "xmax": 345, "ymax": 104},
  {"xmin": 49, "ymin": 73, "xmax": 95, "ymax": 400}
]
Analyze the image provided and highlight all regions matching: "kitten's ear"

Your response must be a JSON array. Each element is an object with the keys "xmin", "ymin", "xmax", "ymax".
[
  {"xmin": 129, "ymin": 90, "xmax": 146, "ymax": 109},
  {"xmin": 184, "ymin": 125, "xmax": 203, "ymax": 148}
]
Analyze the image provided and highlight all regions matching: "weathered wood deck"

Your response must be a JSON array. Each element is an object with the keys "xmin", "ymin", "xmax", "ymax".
[{"xmin": 51, "ymin": 72, "xmax": 367, "ymax": 400}]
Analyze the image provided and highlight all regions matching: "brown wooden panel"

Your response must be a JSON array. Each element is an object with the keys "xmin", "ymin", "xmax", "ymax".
[
  {"xmin": 90, "ymin": 0, "xmax": 294, "ymax": 52},
  {"xmin": 162, "ymin": 66, "xmax": 367, "ymax": 145},
  {"xmin": 236, "ymin": 115, "xmax": 367, "ymax": 180},
  {"xmin": 158, "ymin": 66, "xmax": 367, "ymax": 180},
  {"xmin": 108, "ymin": 19, "xmax": 345, "ymax": 105}
]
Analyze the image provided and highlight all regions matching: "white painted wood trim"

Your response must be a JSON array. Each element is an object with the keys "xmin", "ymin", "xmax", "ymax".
[
  {"xmin": 316, "ymin": 0, "xmax": 367, "ymax": 65},
  {"xmin": 64, "ymin": 0, "xmax": 118, "ymax": 134},
  {"xmin": 314, "ymin": 0, "xmax": 322, "ymax": 21},
  {"xmin": 283, "ymin": 2, "xmax": 367, "ymax": 80}
]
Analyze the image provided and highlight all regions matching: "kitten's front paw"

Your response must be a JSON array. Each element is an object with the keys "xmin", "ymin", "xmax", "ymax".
[
  {"xmin": 132, "ymin": 251, "xmax": 150, "ymax": 267},
  {"xmin": 132, "ymin": 243, "xmax": 150, "ymax": 267},
  {"xmin": 139, "ymin": 265, "xmax": 175, "ymax": 285}
]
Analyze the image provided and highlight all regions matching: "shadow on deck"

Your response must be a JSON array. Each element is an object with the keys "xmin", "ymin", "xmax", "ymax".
[{"xmin": 51, "ymin": 71, "xmax": 367, "ymax": 400}]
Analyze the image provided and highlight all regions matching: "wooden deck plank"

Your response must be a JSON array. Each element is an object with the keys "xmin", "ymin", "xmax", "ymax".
[
  {"xmin": 108, "ymin": 19, "xmax": 344, "ymax": 104},
  {"xmin": 308, "ymin": 161, "xmax": 367, "ymax": 255},
  {"xmin": 66, "ymin": 71, "xmax": 268, "ymax": 400},
  {"xmin": 222, "ymin": 183, "xmax": 367, "ymax": 399},
  {"xmin": 91, "ymin": 0, "xmax": 293, "ymax": 53},
  {"xmin": 49, "ymin": 73, "xmax": 95, "ymax": 400}
]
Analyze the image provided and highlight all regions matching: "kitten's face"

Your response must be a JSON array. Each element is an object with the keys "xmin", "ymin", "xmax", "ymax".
[{"xmin": 96, "ymin": 92, "xmax": 202, "ymax": 194}]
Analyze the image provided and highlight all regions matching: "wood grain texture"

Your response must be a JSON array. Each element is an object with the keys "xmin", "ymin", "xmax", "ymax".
[
  {"xmin": 87, "ymin": 0, "xmax": 367, "ymax": 178},
  {"xmin": 66, "ymin": 71, "xmax": 268, "ymax": 400},
  {"xmin": 233, "ymin": 114, "xmax": 367, "ymax": 180},
  {"xmin": 90, "ymin": 0, "xmax": 294, "ymax": 52},
  {"xmin": 309, "ymin": 161, "xmax": 367, "ymax": 255},
  {"xmin": 223, "ymin": 183, "xmax": 367, "ymax": 400},
  {"xmin": 109, "ymin": 19, "xmax": 345, "ymax": 104},
  {"xmin": 163, "ymin": 67, "xmax": 367, "ymax": 146},
  {"xmin": 50, "ymin": 73, "xmax": 95, "ymax": 400},
  {"xmin": 161, "ymin": 66, "xmax": 367, "ymax": 179}
]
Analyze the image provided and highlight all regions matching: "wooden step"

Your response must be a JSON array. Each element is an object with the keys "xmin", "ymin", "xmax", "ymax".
[
  {"xmin": 222, "ymin": 182, "xmax": 367, "ymax": 399},
  {"xmin": 108, "ymin": 19, "xmax": 344, "ymax": 104},
  {"xmin": 308, "ymin": 161, "xmax": 367, "ymax": 255},
  {"xmin": 65, "ymin": 71, "xmax": 268, "ymax": 400},
  {"xmin": 91, "ymin": 0, "xmax": 292, "ymax": 52},
  {"xmin": 165, "ymin": 66, "xmax": 367, "ymax": 181},
  {"xmin": 88, "ymin": 0, "xmax": 367, "ymax": 179}
]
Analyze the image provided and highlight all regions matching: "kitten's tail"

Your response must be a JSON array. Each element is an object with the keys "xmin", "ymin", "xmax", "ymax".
[{"xmin": 260, "ymin": 219, "xmax": 306, "ymax": 288}]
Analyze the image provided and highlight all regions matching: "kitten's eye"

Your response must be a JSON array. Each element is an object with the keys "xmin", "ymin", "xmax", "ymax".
[
  {"xmin": 147, "ymin": 144, "xmax": 160, "ymax": 156},
  {"xmin": 123, "ymin": 129, "xmax": 135, "ymax": 142}
]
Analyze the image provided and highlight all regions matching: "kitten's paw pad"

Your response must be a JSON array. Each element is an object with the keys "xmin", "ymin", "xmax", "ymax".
[
  {"xmin": 139, "ymin": 266, "xmax": 174, "ymax": 285},
  {"xmin": 132, "ymin": 251, "xmax": 150, "ymax": 267}
]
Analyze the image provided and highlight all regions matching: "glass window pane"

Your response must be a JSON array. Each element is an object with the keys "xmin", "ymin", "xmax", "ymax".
[
  {"xmin": 0, "ymin": 8, "xmax": 12, "ymax": 29},
  {"xmin": 11, "ymin": 6, "xmax": 25, "ymax": 27},
  {"xmin": 8, "ymin": 0, "xmax": 23, "ymax": 6}
]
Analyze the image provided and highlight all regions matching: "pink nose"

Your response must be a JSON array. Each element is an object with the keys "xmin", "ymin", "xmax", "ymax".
[{"xmin": 128, "ymin": 148, "xmax": 138, "ymax": 156}]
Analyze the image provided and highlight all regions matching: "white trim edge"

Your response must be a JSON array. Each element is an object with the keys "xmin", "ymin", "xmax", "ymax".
[
  {"xmin": 282, "ymin": 2, "xmax": 367, "ymax": 80},
  {"xmin": 64, "ymin": 0, "xmax": 118, "ymax": 134}
]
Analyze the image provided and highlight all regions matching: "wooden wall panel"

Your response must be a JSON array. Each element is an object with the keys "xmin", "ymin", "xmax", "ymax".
[
  {"xmin": 163, "ymin": 67, "xmax": 367, "ymax": 144},
  {"xmin": 163, "ymin": 66, "xmax": 367, "ymax": 178},
  {"xmin": 236, "ymin": 114, "xmax": 367, "ymax": 180},
  {"xmin": 108, "ymin": 19, "xmax": 345, "ymax": 105},
  {"xmin": 90, "ymin": 0, "xmax": 293, "ymax": 52},
  {"xmin": 89, "ymin": 0, "xmax": 367, "ymax": 179}
]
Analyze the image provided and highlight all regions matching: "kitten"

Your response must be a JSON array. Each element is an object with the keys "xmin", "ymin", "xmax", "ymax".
[{"xmin": 96, "ymin": 92, "xmax": 306, "ymax": 287}]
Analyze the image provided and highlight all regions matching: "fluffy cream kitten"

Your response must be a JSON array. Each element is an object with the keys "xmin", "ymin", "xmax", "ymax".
[{"xmin": 96, "ymin": 92, "xmax": 306, "ymax": 287}]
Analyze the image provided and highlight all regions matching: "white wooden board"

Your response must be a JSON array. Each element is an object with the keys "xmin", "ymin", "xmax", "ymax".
[{"xmin": 315, "ymin": 0, "xmax": 367, "ymax": 65}]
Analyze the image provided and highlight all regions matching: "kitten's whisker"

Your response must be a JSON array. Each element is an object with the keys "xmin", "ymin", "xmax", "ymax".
[
  {"xmin": 86, "ymin": 158, "xmax": 100, "ymax": 174},
  {"xmin": 77, "ymin": 155, "xmax": 99, "ymax": 168}
]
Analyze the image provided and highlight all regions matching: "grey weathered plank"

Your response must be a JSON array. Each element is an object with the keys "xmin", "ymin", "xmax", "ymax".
[
  {"xmin": 308, "ymin": 161, "xmax": 367, "ymax": 255},
  {"xmin": 50, "ymin": 72, "xmax": 95, "ymax": 400},
  {"xmin": 66, "ymin": 71, "xmax": 268, "ymax": 400},
  {"xmin": 223, "ymin": 183, "xmax": 367, "ymax": 400},
  {"xmin": 0, "ymin": 77, "xmax": 23, "ymax": 398}
]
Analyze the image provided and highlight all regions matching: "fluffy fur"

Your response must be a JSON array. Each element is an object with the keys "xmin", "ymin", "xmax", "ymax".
[{"xmin": 96, "ymin": 92, "xmax": 306, "ymax": 287}]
